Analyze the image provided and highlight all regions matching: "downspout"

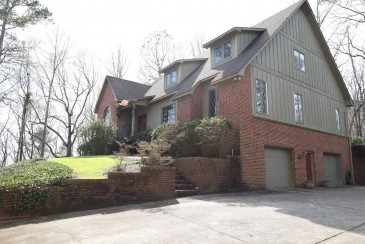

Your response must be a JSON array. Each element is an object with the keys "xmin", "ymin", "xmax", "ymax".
[
  {"xmin": 345, "ymin": 109, "xmax": 355, "ymax": 184},
  {"xmin": 131, "ymin": 103, "xmax": 136, "ymax": 136}
]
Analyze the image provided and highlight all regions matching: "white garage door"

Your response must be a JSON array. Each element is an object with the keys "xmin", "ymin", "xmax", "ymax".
[
  {"xmin": 324, "ymin": 154, "xmax": 342, "ymax": 185},
  {"xmin": 265, "ymin": 148, "xmax": 291, "ymax": 188}
]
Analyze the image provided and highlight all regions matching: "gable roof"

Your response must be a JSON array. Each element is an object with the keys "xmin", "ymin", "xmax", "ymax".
[
  {"xmin": 106, "ymin": 76, "xmax": 151, "ymax": 100},
  {"xmin": 126, "ymin": 0, "xmax": 352, "ymax": 107},
  {"xmin": 94, "ymin": 76, "xmax": 151, "ymax": 112},
  {"xmin": 146, "ymin": 0, "xmax": 304, "ymax": 101},
  {"xmin": 212, "ymin": 0, "xmax": 305, "ymax": 82}
]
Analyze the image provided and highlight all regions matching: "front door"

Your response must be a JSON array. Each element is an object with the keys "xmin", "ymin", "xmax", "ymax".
[
  {"xmin": 137, "ymin": 114, "xmax": 147, "ymax": 133},
  {"xmin": 305, "ymin": 153, "xmax": 314, "ymax": 181}
]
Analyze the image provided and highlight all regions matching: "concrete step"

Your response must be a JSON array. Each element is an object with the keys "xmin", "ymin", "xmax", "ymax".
[
  {"xmin": 175, "ymin": 175, "xmax": 186, "ymax": 180},
  {"xmin": 175, "ymin": 179, "xmax": 190, "ymax": 185},
  {"xmin": 175, "ymin": 184, "xmax": 194, "ymax": 190},
  {"xmin": 175, "ymin": 190, "xmax": 197, "ymax": 198}
]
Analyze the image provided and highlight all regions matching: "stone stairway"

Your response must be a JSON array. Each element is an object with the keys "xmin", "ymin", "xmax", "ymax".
[{"xmin": 174, "ymin": 170, "xmax": 197, "ymax": 198}]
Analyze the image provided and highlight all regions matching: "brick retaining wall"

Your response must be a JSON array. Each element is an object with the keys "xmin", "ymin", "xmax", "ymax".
[
  {"xmin": 0, "ymin": 166, "xmax": 175, "ymax": 221},
  {"xmin": 174, "ymin": 157, "xmax": 241, "ymax": 193}
]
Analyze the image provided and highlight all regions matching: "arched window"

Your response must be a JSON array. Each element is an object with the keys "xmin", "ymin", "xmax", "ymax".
[{"xmin": 104, "ymin": 106, "xmax": 111, "ymax": 125}]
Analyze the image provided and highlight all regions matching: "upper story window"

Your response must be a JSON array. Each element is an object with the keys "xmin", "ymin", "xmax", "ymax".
[
  {"xmin": 209, "ymin": 89, "xmax": 218, "ymax": 117},
  {"xmin": 335, "ymin": 108, "xmax": 341, "ymax": 131},
  {"xmin": 214, "ymin": 41, "xmax": 231, "ymax": 65},
  {"xmin": 104, "ymin": 106, "xmax": 111, "ymax": 125},
  {"xmin": 166, "ymin": 70, "xmax": 177, "ymax": 87},
  {"xmin": 294, "ymin": 50, "xmax": 305, "ymax": 72},
  {"xmin": 294, "ymin": 93, "xmax": 303, "ymax": 123},
  {"xmin": 255, "ymin": 79, "xmax": 268, "ymax": 114},
  {"xmin": 162, "ymin": 104, "xmax": 176, "ymax": 123}
]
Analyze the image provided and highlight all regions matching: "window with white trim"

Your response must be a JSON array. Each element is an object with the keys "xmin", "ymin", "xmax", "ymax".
[
  {"xmin": 162, "ymin": 104, "xmax": 176, "ymax": 123},
  {"xmin": 208, "ymin": 89, "xmax": 218, "ymax": 117},
  {"xmin": 335, "ymin": 108, "xmax": 341, "ymax": 131},
  {"xmin": 294, "ymin": 93, "xmax": 303, "ymax": 123},
  {"xmin": 255, "ymin": 79, "xmax": 268, "ymax": 114},
  {"xmin": 214, "ymin": 41, "xmax": 231, "ymax": 65},
  {"xmin": 294, "ymin": 50, "xmax": 305, "ymax": 72},
  {"xmin": 166, "ymin": 70, "xmax": 177, "ymax": 87}
]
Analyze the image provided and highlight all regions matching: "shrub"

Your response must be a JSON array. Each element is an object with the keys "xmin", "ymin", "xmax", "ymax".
[
  {"xmin": 352, "ymin": 137, "xmax": 364, "ymax": 146},
  {"xmin": 0, "ymin": 160, "xmax": 73, "ymax": 213},
  {"xmin": 151, "ymin": 117, "xmax": 234, "ymax": 158},
  {"xmin": 78, "ymin": 120, "xmax": 117, "ymax": 155},
  {"xmin": 194, "ymin": 117, "xmax": 234, "ymax": 158},
  {"xmin": 134, "ymin": 129, "xmax": 153, "ymax": 142},
  {"xmin": 137, "ymin": 139, "xmax": 172, "ymax": 166},
  {"xmin": 152, "ymin": 121, "xmax": 201, "ymax": 157}
]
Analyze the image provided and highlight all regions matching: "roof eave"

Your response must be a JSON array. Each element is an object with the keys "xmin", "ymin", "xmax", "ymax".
[
  {"xmin": 94, "ymin": 77, "xmax": 117, "ymax": 113},
  {"xmin": 203, "ymin": 27, "xmax": 266, "ymax": 48},
  {"xmin": 159, "ymin": 58, "xmax": 208, "ymax": 73}
]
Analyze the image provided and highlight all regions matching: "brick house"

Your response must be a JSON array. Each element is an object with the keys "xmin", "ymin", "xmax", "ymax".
[{"xmin": 95, "ymin": 0, "xmax": 353, "ymax": 189}]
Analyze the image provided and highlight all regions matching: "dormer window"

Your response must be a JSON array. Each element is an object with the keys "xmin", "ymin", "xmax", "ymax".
[
  {"xmin": 214, "ymin": 41, "xmax": 231, "ymax": 65},
  {"xmin": 166, "ymin": 70, "xmax": 177, "ymax": 87}
]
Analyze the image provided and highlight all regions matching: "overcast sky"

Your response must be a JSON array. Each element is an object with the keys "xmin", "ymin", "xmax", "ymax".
[{"xmin": 28, "ymin": 0, "xmax": 317, "ymax": 83}]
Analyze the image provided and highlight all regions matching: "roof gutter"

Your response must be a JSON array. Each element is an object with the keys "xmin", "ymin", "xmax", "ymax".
[{"xmin": 211, "ymin": 73, "xmax": 240, "ymax": 85}]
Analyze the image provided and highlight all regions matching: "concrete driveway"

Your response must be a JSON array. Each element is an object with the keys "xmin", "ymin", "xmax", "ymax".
[{"xmin": 1, "ymin": 187, "xmax": 365, "ymax": 244}]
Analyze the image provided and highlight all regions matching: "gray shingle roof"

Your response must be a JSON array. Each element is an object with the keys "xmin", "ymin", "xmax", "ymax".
[
  {"xmin": 214, "ymin": 0, "xmax": 305, "ymax": 81},
  {"xmin": 136, "ymin": 0, "xmax": 351, "ymax": 106},
  {"xmin": 145, "ymin": 1, "xmax": 305, "ymax": 101},
  {"xmin": 106, "ymin": 76, "xmax": 151, "ymax": 101}
]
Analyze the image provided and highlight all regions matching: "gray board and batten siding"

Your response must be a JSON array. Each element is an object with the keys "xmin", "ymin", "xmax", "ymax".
[
  {"xmin": 251, "ymin": 8, "xmax": 347, "ymax": 137},
  {"xmin": 146, "ymin": 98, "xmax": 176, "ymax": 129}
]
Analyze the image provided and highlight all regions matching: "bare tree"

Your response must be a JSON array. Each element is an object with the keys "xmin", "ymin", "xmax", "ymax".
[
  {"xmin": 46, "ymin": 58, "xmax": 97, "ymax": 157},
  {"xmin": 315, "ymin": 0, "xmax": 365, "ymax": 138},
  {"xmin": 189, "ymin": 34, "xmax": 205, "ymax": 58},
  {"xmin": 107, "ymin": 45, "xmax": 129, "ymax": 78},
  {"xmin": 0, "ymin": 115, "xmax": 11, "ymax": 166},
  {"xmin": 138, "ymin": 30, "xmax": 180, "ymax": 84},
  {"xmin": 36, "ymin": 29, "xmax": 70, "ymax": 158},
  {"xmin": 0, "ymin": 0, "xmax": 52, "ymax": 105},
  {"xmin": 0, "ymin": 0, "xmax": 51, "ymax": 65}
]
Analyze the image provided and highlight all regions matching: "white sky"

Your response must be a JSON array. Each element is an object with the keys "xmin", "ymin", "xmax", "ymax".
[{"xmin": 26, "ymin": 0, "xmax": 317, "ymax": 83}]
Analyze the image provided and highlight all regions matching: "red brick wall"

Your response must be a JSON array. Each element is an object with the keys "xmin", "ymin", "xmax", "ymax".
[
  {"xmin": 0, "ymin": 166, "xmax": 175, "ymax": 221},
  {"xmin": 177, "ymin": 85, "xmax": 203, "ymax": 122},
  {"xmin": 352, "ymin": 146, "xmax": 365, "ymax": 185},
  {"xmin": 96, "ymin": 81, "xmax": 118, "ymax": 124},
  {"xmin": 217, "ymin": 66, "xmax": 352, "ymax": 189},
  {"xmin": 174, "ymin": 157, "xmax": 241, "ymax": 193},
  {"xmin": 352, "ymin": 155, "xmax": 365, "ymax": 185}
]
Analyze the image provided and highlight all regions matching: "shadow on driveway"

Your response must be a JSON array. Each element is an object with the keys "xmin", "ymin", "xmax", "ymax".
[{"xmin": 0, "ymin": 198, "xmax": 180, "ymax": 229}]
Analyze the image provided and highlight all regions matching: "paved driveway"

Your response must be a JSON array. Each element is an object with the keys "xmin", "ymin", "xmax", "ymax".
[{"xmin": 1, "ymin": 187, "xmax": 365, "ymax": 243}]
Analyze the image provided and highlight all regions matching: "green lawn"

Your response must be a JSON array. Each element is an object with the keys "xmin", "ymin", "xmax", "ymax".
[{"xmin": 50, "ymin": 155, "xmax": 118, "ymax": 179}]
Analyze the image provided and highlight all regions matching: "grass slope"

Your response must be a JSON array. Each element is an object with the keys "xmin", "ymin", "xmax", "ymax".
[{"xmin": 51, "ymin": 155, "xmax": 117, "ymax": 179}]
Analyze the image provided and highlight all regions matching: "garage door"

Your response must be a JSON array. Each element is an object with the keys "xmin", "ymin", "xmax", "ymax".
[
  {"xmin": 324, "ymin": 154, "xmax": 342, "ymax": 185},
  {"xmin": 265, "ymin": 148, "xmax": 291, "ymax": 188}
]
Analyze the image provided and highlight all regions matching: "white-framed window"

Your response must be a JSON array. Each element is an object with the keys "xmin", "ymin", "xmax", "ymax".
[
  {"xmin": 294, "ymin": 50, "xmax": 305, "ymax": 72},
  {"xmin": 335, "ymin": 108, "xmax": 341, "ymax": 131},
  {"xmin": 104, "ymin": 106, "xmax": 112, "ymax": 125},
  {"xmin": 294, "ymin": 93, "xmax": 303, "ymax": 123},
  {"xmin": 162, "ymin": 104, "xmax": 176, "ymax": 123},
  {"xmin": 208, "ymin": 89, "xmax": 218, "ymax": 117},
  {"xmin": 166, "ymin": 70, "xmax": 177, "ymax": 87},
  {"xmin": 214, "ymin": 41, "xmax": 231, "ymax": 65},
  {"xmin": 255, "ymin": 79, "xmax": 268, "ymax": 114}
]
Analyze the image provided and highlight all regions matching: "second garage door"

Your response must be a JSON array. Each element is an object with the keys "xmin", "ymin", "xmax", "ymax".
[
  {"xmin": 324, "ymin": 154, "xmax": 342, "ymax": 185},
  {"xmin": 265, "ymin": 148, "xmax": 291, "ymax": 188}
]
